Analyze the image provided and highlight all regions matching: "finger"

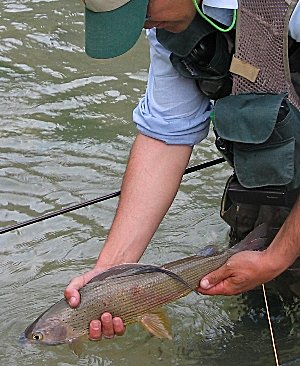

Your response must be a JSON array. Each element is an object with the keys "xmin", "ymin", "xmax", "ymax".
[
  {"xmin": 64, "ymin": 270, "xmax": 100, "ymax": 308},
  {"xmin": 199, "ymin": 264, "xmax": 230, "ymax": 290},
  {"xmin": 112, "ymin": 317, "xmax": 126, "ymax": 336},
  {"xmin": 101, "ymin": 313, "xmax": 114, "ymax": 339},
  {"xmin": 64, "ymin": 277, "xmax": 85, "ymax": 307},
  {"xmin": 89, "ymin": 320, "xmax": 102, "ymax": 341},
  {"xmin": 197, "ymin": 282, "xmax": 228, "ymax": 296}
]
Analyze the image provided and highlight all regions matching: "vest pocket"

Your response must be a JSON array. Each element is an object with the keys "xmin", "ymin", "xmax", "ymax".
[
  {"xmin": 233, "ymin": 137, "xmax": 295, "ymax": 188},
  {"xmin": 213, "ymin": 93, "xmax": 300, "ymax": 190}
]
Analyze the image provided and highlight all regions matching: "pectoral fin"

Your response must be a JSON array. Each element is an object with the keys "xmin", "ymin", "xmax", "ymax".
[
  {"xmin": 139, "ymin": 309, "xmax": 172, "ymax": 340},
  {"xmin": 68, "ymin": 336, "xmax": 87, "ymax": 356}
]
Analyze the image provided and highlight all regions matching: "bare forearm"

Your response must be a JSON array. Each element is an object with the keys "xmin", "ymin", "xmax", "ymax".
[
  {"xmin": 264, "ymin": 197, "xmax": 300, "ymax": 275},
  {"xmin": 96, "ymin": 134, "xmax": 193, "ymax": 268}
]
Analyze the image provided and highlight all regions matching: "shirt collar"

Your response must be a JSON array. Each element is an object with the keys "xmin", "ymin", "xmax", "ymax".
[
  {"xmin": 202, "ymin": 0, "xmax": 238, "ymax": 9},
  {"xmin": 202, "ymin": 0, "xmax": 238, "ymax": 26}
]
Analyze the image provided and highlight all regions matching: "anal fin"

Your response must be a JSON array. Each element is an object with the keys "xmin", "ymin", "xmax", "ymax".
[{"xmin": 139, "ymin": 309, "xmax": 172, "ymax": 340}]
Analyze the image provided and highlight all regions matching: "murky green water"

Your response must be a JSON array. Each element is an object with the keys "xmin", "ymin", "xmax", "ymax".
[{"xmin": 1, "ymin": 1, "xmax": 300, "ymax": 365}]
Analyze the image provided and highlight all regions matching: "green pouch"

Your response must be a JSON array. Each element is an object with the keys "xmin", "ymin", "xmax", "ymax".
[
  {"xmin": 214, "ymin": 93, "xmax": 300, "ymax": 190},
  {"xmin": 156, "ymin": 14, "xmax": 233, "ymax": 100}
]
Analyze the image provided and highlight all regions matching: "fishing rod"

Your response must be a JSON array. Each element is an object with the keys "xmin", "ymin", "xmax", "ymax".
[{"xmin": 0, "ymin": 157, "xmax": 225, "ymax": 235}]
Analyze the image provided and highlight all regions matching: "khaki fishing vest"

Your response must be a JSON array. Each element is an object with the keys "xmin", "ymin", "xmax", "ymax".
[
  {"xmin": 213, "ymin": 0, "xmax": 300, "ymax": 191},
  {"xmin": 158, "ymin": 0, "xmax": 300, "ymax": 192}
]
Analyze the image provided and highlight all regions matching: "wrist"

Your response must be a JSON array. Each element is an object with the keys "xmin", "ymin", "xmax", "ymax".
[
  {"xmin": 93, "ymin": 257, "xmax": 118, "ymax": 272},
  {"xmin": 95, "ymin": 245, "xmax": 131, "ymax": 270},
  {"xmin": 262, "ymin": 243, "xmax": 296, "ymax": 279}
]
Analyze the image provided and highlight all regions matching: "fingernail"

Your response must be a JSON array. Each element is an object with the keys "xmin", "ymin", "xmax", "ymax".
[
  {"xmin": 200, "ymin": 278, "xmax": 211, "ymax": 289},
  {"xmin": 90, "ymin": 320, "xmax": 100, "ymax": 330},
  {"xmin": 69, "ymin": 296, "xmax": 77, "ymax": 307},
  {"xmin": 101, "ymin": 312, "xmax": 112, "ymax": 322}
]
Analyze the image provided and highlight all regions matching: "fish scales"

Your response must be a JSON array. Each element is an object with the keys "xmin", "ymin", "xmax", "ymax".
[
  {"xmin": 25, "ymin": 250, "xmax": 235, "ymax": 343},
  {"xmin": 24, "ymin": 224, "xmax": 269, "ymax": 344},
  {"xmin": 80, "ymin": 271, "xmax": 192, "ymax": 323},
  {"xmin": 164, "ymin": 251, "xmax": 235, "ymax": 287},
  {"xmin": 43, "ymin": 275, "xmax": 182, "ymax": 340}
]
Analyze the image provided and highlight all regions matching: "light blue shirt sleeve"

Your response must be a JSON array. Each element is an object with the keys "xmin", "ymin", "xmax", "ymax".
[
  {"xmin": 133, "ymin": 29, "xmax": 211, "ymax": 146},
  {"xmin": 290, "ymin": 1, "xmax": 300, "ymax": 42}
]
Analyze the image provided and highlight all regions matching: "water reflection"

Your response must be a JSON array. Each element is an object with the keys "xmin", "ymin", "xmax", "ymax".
[{"xmin": 1, "ymin": 0, "xmax": 300, "ymax": 365}]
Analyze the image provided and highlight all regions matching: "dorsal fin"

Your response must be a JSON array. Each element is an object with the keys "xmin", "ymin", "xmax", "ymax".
[
  {"xmin": 86, "ymin": 263, "xmax": 199, "ymax": 295},
  {"xmin": 87, "ymin": 264, "xmax": 148, "ymax": 283}
]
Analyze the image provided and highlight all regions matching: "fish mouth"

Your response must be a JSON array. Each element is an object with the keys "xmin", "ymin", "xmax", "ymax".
[
  {"xmin": 18, "ymin": 332, "xmax": 36, "ymax": 348},
  {"xmin": 18, "ymin": 332, "xmax": 42, "ymax": 347}
]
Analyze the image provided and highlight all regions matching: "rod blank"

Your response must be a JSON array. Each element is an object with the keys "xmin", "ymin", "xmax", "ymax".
[{"xmin": 0, "ymin": 157, "xmax": 225, "ymax": 234}]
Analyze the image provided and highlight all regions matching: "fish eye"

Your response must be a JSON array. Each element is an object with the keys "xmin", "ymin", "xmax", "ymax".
[{"xmin": 32, "ymin": 332, "xmax": 43, "ymax": 341}]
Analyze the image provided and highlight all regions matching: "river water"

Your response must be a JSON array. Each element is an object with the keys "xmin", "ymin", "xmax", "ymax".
[{"xmin": 1, "ymin": 1, "xmax": 300, "ymax": 365}]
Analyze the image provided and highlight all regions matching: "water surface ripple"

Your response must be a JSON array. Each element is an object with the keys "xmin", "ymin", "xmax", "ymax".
[{"xmin": 1, "ymin": 1, "xmax": 300, "ymax": 365}]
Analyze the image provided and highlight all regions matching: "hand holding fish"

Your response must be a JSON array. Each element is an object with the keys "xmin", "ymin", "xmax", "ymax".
[
  {"xmin": 64, "ymin": 267, "xmax": 126, "ymax": 340},
  {"xmin": 65, "ymin": 267, "xmax": 101, "ymax": 308},
  {"xmin": 198, "ymin": 249, "xmax": 278, "ymax": 295},
  {"xmin": 25, "ymin": 224, "xmax": 270, "ymax": 345},
  {"xmin": 88, "ymin": 314, "xmax": 125, "ymax": 340},
  {"xmin": 199, "ymin": 200, "xmax": 300, "ymax": 296}
]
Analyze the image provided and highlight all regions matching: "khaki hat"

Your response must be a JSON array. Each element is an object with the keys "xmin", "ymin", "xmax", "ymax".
[{"xmin": 83, "ymin": 0, "xmax": 149, "ymax": 59}]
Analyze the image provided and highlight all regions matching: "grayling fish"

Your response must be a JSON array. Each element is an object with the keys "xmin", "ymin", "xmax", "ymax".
[{"xmin": 24, "ymin": 224, "xmax": 269, "ymax": 345}]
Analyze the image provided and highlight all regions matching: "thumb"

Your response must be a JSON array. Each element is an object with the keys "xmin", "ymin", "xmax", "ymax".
[
  {"xmin": 200, "ymin": 266, "xmax": 228, "ymax": 290},
  {"xmin": 64, "ymin": 268, "xmax": 103, "ymax": 307},
  {"xmin": 64, "ymin": 276, "xmax": 85, "ymax": 308}
]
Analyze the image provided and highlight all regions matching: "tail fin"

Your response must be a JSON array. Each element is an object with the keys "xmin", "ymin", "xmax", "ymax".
[{"xmin": 233, "ymin": 223, "xmax": 275, "ymax": 252}]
